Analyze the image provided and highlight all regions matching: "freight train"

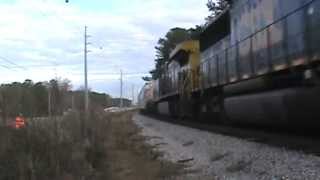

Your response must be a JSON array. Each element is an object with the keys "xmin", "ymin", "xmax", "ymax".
[{"xmin": 138, "ymin": 0, "xmax": 320, "ymax": 126}]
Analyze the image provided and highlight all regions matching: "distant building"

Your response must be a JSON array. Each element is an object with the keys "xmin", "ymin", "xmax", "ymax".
[{"xmin": 111, "ymin": 98, "xmax": 132, "ymax": 107}]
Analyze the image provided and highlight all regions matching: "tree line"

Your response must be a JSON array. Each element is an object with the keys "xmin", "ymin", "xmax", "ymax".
[
  {"xmin": 143, "ymin": 0, "xmax": 229, "ymax": 80},
  {"xmin": 0, "ymin": 79, "xmax": 113, "ymax": 122}
]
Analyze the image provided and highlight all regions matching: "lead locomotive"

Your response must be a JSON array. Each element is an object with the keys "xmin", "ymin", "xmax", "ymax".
[{"xmin": 139, "ymin": 0, "xmax": 320, "ymax": 127}]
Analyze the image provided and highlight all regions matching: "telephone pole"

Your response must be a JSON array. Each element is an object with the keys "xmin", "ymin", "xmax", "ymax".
[
  {"xmin": 120, "ymin": 70, "xmax": 123, "ymax": 108},
  {"xmin": 84, "ymin": 26, "xmax": 89, "ymax": 116},
  {"xmin": 48, "ymin": 87, "xmax": 51, "ymax": 119},
  {"xmin": 131, "ymin": 84, "xmax": 135, "ymax": 106},
  {"xmin": 71, "ymin": 94, "xmax": 75, "ymax": 111}
]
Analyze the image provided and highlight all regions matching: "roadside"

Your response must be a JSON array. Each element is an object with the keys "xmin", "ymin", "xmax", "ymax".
[
  {"xmin": 0, "ymin": 110, "xmax": 185, "ymax": 180},
  {"xmin": 103, "ymin": 111, "xmax": 184, "ymax": 180}
]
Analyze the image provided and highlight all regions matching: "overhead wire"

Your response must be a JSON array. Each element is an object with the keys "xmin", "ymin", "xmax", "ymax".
[
  {"xmin": 0, "ymin": 56, "xmax": 27, "ymax": 70},
  {"xmin": 0, "ymin": 0, "xmax": 83, "ymax": 78},
  {"xmin": 81, "ymin": 72, "xmax": 150, "ymax": 75},
  {"xmin": 0, "ymin": 0, "xmax": 60, "ymax": 71},
  {"xmin": 39, "ymin": 0, "xmax": 150, "ymax": 77},
  {"xmin": 7, "ymin": 0, "xmax": 150, "ymax": 82},
  {"xmin": 0, "ymin": 64, "xmax": 16, "ymax": 71}
]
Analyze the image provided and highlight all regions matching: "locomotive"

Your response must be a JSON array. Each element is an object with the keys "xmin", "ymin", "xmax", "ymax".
[{"xmin": 139, "ymin": 0, "xmax": 320, "ymax": 126}]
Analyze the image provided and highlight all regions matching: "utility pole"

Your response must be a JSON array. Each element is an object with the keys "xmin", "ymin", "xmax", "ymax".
[
  {"xmin": 84, "ymin": 26, "xmax": 89, "ymax": 116},
  {"xmin": 120, "ymin": 70, "xmax": 123, "ymax": 108},
  {"xmin": 71, "ymin": 94, "xmax": 75, "ymax": 111},
  {"xmin": 131, "ymin": 84, "xmax": 135, "ymax": 106},
  {"xmin": 48, "ymin": 87, "xmax": 52, "ymax": 119}
]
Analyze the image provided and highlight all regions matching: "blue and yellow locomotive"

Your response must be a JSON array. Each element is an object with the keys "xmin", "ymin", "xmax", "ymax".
[{"xmin": 139, "ymin": 0, "xmax": 320, "ymax": 126}]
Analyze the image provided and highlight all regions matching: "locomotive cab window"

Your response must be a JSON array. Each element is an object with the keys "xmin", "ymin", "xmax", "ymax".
[{"xmin": 172, "ymin": 50, "xmax": 189, "ymax": 67}]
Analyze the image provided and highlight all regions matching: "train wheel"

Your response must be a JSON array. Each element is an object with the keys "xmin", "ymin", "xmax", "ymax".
[
  {"xmin": 191, "ymin": 96, "xmax": 200, "ymax": 121},
  {"xmin": 168, "ymin": 98, "xmax": 180, "ymax": 118}
]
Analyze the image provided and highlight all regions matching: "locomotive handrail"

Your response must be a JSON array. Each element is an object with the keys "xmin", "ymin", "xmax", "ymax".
[
  {"xmin": 161, "ymin": 0, "xmax": 320, "ymax": 99},
  {"xmin": 200, "ymin": 0, "xmax": 318, "ymax": 66},
  {"xmin": 199, "ymin": 0, "xmax": 320, "ymax": 90},
  {"xmin": 231, "ymin": 0, "xmax": 317, "ymax": 48}
]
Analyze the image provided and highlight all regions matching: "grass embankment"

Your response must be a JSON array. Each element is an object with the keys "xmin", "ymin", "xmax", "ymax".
[{"xmin": 0, "ymin": 110, "xmax": 183, "ymax": 180}]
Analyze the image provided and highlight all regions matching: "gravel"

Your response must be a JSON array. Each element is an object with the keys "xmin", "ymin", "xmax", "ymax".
[{"xmin": 133, "ymin": 114, "xmax": 320, "ymax": 180}]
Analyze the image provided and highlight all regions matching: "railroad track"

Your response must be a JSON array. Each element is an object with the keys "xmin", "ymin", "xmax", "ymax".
[{"xmin": 140, "ymin": 112, "xmax": 320, "ymax": 156}]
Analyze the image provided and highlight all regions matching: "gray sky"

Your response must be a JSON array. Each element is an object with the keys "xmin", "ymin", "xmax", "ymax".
[{"xmin": 0, "ymin": 0, "xmax": 209, "ymax": 99}]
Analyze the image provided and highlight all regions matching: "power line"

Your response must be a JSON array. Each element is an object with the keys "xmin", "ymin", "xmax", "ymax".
[
  {"xmin": 0, "ymin": 56, "xmax": 27, "ymax": 70},
  {"xmin": 0, "ymin": 55, "xmax": 61, "ymax": 70},
  {"xmin": 71, "ymin": 72, "xmax": 150, "ymax": 75},
  {"xmin": 0, "ymin": 64, "xmax": 16, "ymax": 71},
  {"xmin": 23, "ymin": 64, "xmax": 61, "ymax": 68}
]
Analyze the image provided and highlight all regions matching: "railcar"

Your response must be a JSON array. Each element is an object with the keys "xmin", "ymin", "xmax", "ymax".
[
  {"xmin": 138, "ymin": 81, "xmax": 157, "ymax": 112},
  {"xmin": 141, "ymin": 0, "xmax": 320, "ymax": 126},
  {"xmin": 156, "ymin": 40, "xmax": 200, "ymax": 118}
]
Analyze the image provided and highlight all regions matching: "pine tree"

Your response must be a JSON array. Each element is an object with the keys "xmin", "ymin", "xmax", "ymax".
[
  {"xmin": 206, "ymin": 0, "xmax": 229, "ymax": 23},
  {"xmin": 148, "ymin": 27, "xmax": 202, "ymax": 80}
]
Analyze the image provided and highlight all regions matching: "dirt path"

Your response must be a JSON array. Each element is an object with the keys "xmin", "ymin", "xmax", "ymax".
[{"xmin": 104, "ymin": 111, "xmax": 184, "ymax": 180}]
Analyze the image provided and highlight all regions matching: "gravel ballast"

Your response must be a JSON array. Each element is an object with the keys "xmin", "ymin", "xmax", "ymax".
[{"xmin": 133, "ymin": 114, "xmax": 320, "ymax": 180}]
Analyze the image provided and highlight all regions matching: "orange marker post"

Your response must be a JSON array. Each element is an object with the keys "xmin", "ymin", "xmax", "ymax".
[{"xmin": 15, "ymin": 116, "xmax": 25, "ymax": 129}]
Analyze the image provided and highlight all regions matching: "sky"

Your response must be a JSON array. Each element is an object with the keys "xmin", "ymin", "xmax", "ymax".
[{"xmin": 0, "ymin": 0, "xmax": 209, "ymax": 100}]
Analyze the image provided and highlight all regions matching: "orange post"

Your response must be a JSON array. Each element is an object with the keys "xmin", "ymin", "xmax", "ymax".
[{"xmin": 15, "ymin": 116, "xmax": 25, "ymax": 129}]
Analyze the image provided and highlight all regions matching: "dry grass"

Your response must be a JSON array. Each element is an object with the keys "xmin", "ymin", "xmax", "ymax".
[
  {"xmin": 103, "ymin": 111, "xmax": 184, "ymax": 180},
  {"xmin": 0, "ymin": 109, "xmax": 184, "ymax": 180},
  {"xmin": 0, "ymin": 113, "xmax": 95, "ymax": 180}
]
